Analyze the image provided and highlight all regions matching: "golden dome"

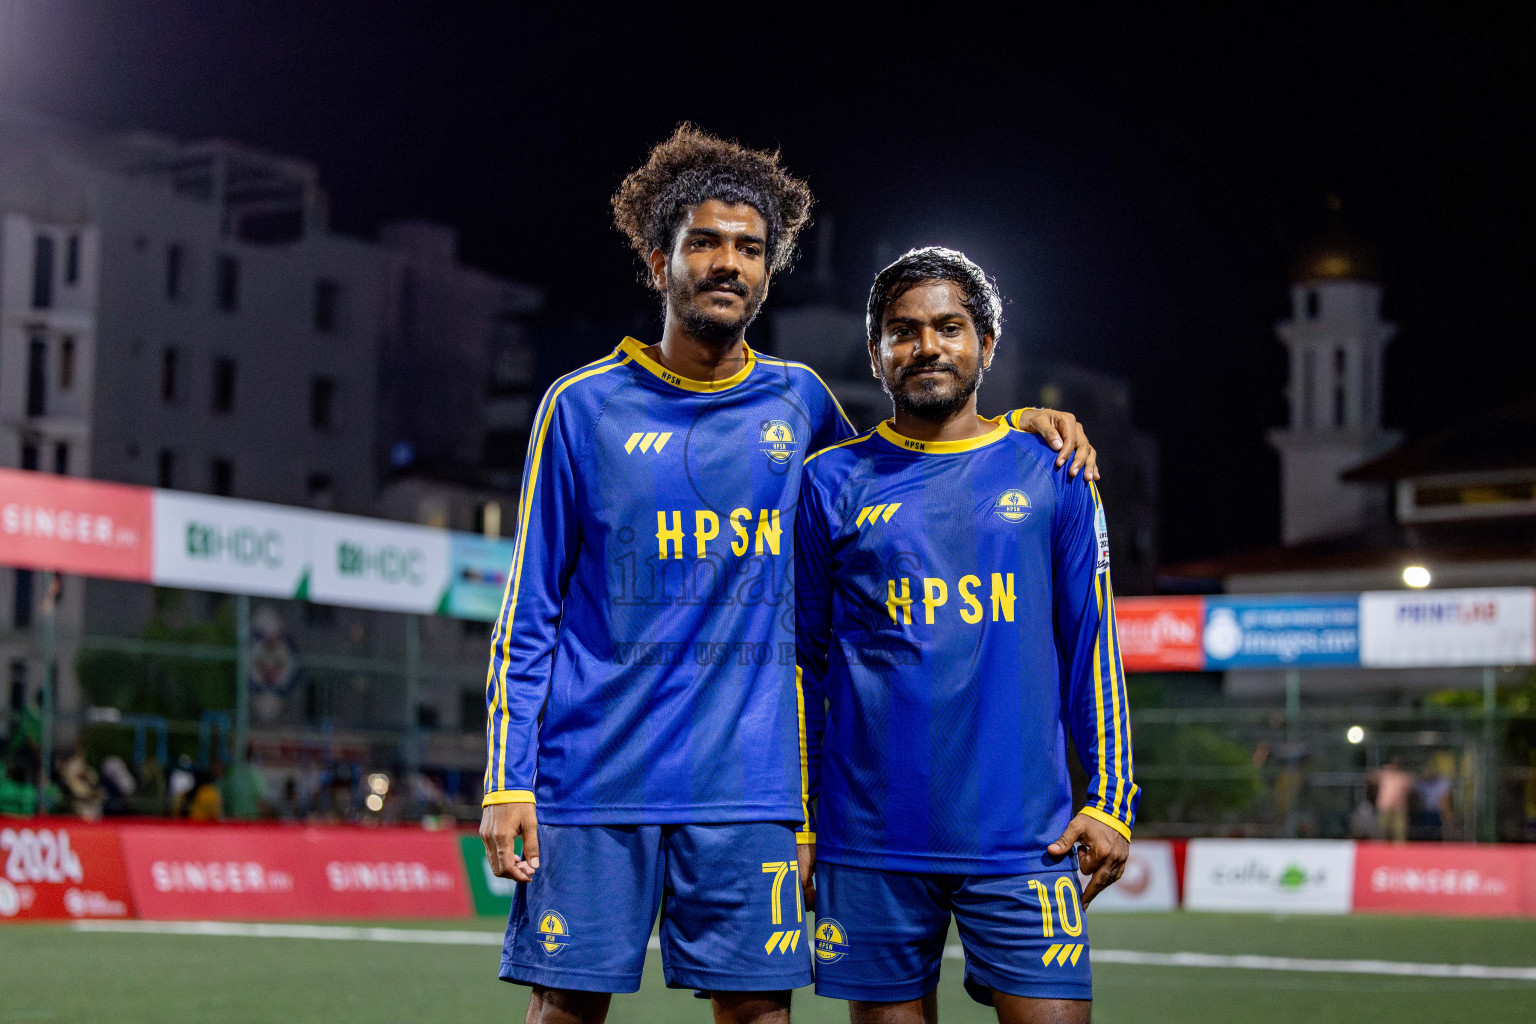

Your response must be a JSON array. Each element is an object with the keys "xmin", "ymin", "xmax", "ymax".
[{"xmin": 1291, "ymin": 199, "xmax": 1380, "ymax": 283}]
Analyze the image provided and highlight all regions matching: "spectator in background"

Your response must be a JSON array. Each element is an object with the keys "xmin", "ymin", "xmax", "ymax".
[
  {"xmin": 133, "ymin": 759, "xmax": 167, "ymax": 816},
  {"xmin": 221, "ymin": 743, "xmax": 268, "ymax": 820},
  {"xmin": 1372, "ymin": 759, "xmax": 1414, "ymax": 844},
  {"xmin": 168, "ymin": 754, "xmax": 196, "ymax": 815},
  {"xmin": 59, "ymin": 749, "xmax": 105, "ymax": 821},
  {"xmin": 186, "ymin": 762, "xmax": 224, "ymax": 822},
  {"xmin": 275, "ymin": 777, "xmax": 305, "ymax": 822},
  {"xmin": 1416, "ymin": 759, "xmax": 1455, "ymax": 841},
  {"xmin": 0, "ymin": 759, "xmax": 37, "ymax": 816},
  {"xmin": 99, "ymin": 755, "xmax": 136, "ymax": 816}
]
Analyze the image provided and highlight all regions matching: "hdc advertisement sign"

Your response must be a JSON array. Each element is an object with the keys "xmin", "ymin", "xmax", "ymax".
[
  {"xmin": 0, "ymin": 824, "xmax": 134, "ymax": 921},
  {"xmin": 118, "ymin": 825, "xmax": 470, "ymax": 920},
  {"xmin": 307, "ymin": 515, "xmax": 454, "ymax": 614},
  {"xmin": 1184, "ymin": 839, "xmax": 1356, "ymax": 914},
  {"xmin": 0, "ymin": 467, "xmax": 153, "ymax": 581},
  {"xmin": 152, "ymin": 491, "xmax": 316, "ymax": 598},
  {"xmin": 1359, "ymin": 588, "xmax": 1536, "ymax": 668},
  {"xmin": 1200, "ymin": 595, "xmax": 1360, "ymax": 669}
]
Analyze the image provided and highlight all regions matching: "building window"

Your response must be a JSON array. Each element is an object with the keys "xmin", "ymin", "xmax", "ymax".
[
  {"xmin": 314, "ymin": 278, "xmax": 340, "ymax": 333},
  {"xmin": 1300, "ymin": 349, "xmax": 1314, "ymax": 429},
  {"xmin": 26, "ymin": 336, "xmax": 47, "ymax": 417},
  {"xmin": 216, "ymin": 253, "xmax": 239, "ymax": 312},
  {"xmin": 59, "ymin": 336, "xmax": 75, "ymax": 390},
  {"xmin": 32, "ymin": 235, "xmax": 54, "ymax": 309},
  {"xmin": 20, "ymin": 442, "xmax": 39, "ymax": 471},
  {"xmin": 52, "ymin": 443, "xmax": 69, "ymax": 476},
  {"xmin": 162, "ymin": 347, "xmax": 179, "ymax": 403},
  {"xmin": 8, "ymin": 661, "xmax": 26, "ymax": 713},
  {"xmin": 166, "ymin": 244, "xmax": 184, "ymax": 300},
  {"xmin": 211, "ymin": 458, "xmax": 234, "ymax": 496},
  {"xmin": 212, "ymin": 357, "xmax": 237, "ymax": 414},
  {"xmin": 158, "ymin": 449, "xmax": 176, "ymax": 489},
  {"xmin": 13, "ymin": 571, "xmax": 33, "ymax": 629},
  {"xmin": 1306, "ymin": 289, "xmax": 1320, "ymax": 319},
  {"xmin": 65, "ymin": 234, "xmax": 80, "ymax": 285},
  {"xmin": 310, "ymin": 377, "xmax": 336, "ymax": 432}
]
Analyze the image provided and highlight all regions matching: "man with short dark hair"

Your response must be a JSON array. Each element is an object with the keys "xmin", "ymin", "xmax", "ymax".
[
  {"xmin": 480, "ymin": 130, "xmax": 1102, "ymax": 1024},
  {"xmin": 796, "ymin": 248, "xmax": 1135, "ymax": 1024}
]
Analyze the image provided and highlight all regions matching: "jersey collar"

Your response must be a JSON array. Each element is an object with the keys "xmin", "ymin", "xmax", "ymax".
[
  {"xmin": 619, "ymin": 337, "xmax": 757, "ymax": 393},
  {"xmin": 874, "ymin": 418, "xmax": 1011, "ymax": 455}
]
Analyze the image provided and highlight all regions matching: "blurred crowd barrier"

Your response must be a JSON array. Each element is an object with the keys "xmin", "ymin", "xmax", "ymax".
[{"xmin": 4, "ymin": 822, "xmax": 1535, "ymax": 923}]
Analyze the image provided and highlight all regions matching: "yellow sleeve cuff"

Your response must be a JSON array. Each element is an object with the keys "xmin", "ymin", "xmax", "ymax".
[
  {"xmin": 1079, "ymin": 805, "xmax": 1132, "ymax": 841},
  {"xmin": 482, "ymin": 789, "xmax": 536, "ymax": 807},
  {"xmin": 795, "ymin": 831, "xmax": 816, "ymax": 845}
]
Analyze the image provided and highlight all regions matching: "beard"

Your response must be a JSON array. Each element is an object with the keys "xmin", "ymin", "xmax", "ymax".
[
  {"xmin": 668, "ymin": 271, "xmax": 766, "ymax": 345},
  {"xmin": 879, "ymin": 360, "xmax": 985, "ymax": 421}
]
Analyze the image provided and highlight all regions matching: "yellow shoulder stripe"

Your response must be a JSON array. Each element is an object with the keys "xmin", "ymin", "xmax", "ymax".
[{"xmin": 804, "ymin": 429, "xmax": 877, "ymax": 464}]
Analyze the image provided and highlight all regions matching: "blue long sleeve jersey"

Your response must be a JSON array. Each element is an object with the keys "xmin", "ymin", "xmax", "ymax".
[
  {"xmin": 482, "ymin": 337, "xmax": 855, "ymax": 825},
  {"xmin": 795, "ymin": 418, "xmax": 1137, "ymax": 874}
]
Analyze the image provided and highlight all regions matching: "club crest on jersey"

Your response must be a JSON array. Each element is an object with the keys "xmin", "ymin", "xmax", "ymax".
[
  {"xmin": 813, "ymin": 918, "xmax": 850, "ymax": 963},
  {"xmin": 760, "ymin": 419, "xmax": 797, "ymax": 464},
  {"xmin": 536, "ymin": 910, "xmax": 571, "ymax": 955},
  {"xmin": 993, "ymin": 489, "xmax": 1032, "ymax": 523}
]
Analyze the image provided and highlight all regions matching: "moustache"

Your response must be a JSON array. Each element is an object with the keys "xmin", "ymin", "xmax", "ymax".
[
  {"xmin": 901, "ymin": 362, "xmax": 959, "ymax": 381},
  {"xmin": 696, "ymin": 277, "xmax": 749, "ymax": 298}
]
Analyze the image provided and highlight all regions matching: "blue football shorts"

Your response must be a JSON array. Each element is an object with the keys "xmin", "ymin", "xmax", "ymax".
[
  {"xmin": 500, "ymin": 821, "xmax": 812, "ymax": 994},
  {"xmin": 812, "ymin": 859, "xmax": 1092, "ymax": 1004}
]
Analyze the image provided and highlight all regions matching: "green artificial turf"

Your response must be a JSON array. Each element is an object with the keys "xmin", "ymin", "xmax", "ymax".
[{"xmin": 2, "ymin": 913, "xmax": 1533, "ymax": 1023}]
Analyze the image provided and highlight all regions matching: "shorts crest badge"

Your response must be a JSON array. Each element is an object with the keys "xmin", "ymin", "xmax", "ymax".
[
  {"xmin": 993, "ymin": 489, "xmax": 1032, "ymax": 523},
  {"xmin": 813, "ymin": 918, "xmax": 850, "ymax": 963},
  {"xmin": 536, "ymin": 909, "xmax": 571, "ymax": 956}
]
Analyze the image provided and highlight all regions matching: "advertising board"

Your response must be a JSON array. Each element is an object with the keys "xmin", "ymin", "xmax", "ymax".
[
  {"xmin": 307, "ymin": 515, "xmax": 453, "ymax": 614},
  {"xmin": 1114, "ymin": 598, "xmax": 1205, "ymax": 672},
  {"xmin": 0, "ymin": 467, "xmax": 153, "ymax": 581},
  {"xmin": 1352, "ymin": 842, "xmax": 1525, "ymax": 917},
  {"xmin": 118, "ymin": 825, "xmax": 470, "ymax": 920},
  {"xmin": 1200, "ymin": 595, "xmax": 1360, "ymax": 669},
  {"xmin": 446, "ymin": 534, "xmax": 517, "ymax": 623},
  {"xmin": 152, "ymin": 491, "xmax": 316, "ymax": 598},
  {"xmin": 1077, "ymin": 838, "xmax": 1179, "ymax": 911},
  {"xmin": 1359, "ymin": 588, "xmax": 1536, "ymax": 668},
  {"xmin": 459, "ymin": 833, "xmax": 515, "ymax": 917},
  {"xmin": 1184, "ymin": 839, "xmax": 1355, "ymax": 914},
  {"xmin": 0, "ymin": 823, "xmax": 134, "ymax": 921}
]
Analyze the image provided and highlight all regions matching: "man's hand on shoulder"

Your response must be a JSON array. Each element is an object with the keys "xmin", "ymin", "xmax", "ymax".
[
  {"xmin": 480, "ymin": 801, "xmax": 541, "ymax": 882},
  {"xmin": 1048, "ymin": 812, "xmax": 1129, "ymax": 907},
  {"xmin": 1010, "ymin": 408, "xmax": 1099, "ymax": 481}
]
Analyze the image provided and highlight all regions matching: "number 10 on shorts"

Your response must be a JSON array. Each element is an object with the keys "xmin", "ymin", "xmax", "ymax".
[{"xmin": 761, "ymin": 860, "xmax": 803, "ymax": 954}]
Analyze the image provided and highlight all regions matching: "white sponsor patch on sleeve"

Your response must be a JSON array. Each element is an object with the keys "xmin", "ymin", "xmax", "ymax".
[{"xmin": 1094, "ymin": 504, "xmax": 1110, "ymax": 573}]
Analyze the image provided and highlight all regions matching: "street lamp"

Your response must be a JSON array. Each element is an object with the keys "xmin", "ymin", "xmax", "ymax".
[
  {"xmin": 1403, "ymin": 565, "xmax": 1431, "ymax": 588},
  {"xmin": 1346, "ymin": 725, "xmax": 1365, "ymax": 744}
]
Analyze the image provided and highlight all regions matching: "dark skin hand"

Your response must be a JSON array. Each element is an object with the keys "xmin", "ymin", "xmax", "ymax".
[
  {"xmin": 1049, "ymin": 813, "xmax": 1130, "ymax": 907},
  {"xmin": 1011, "ymin": 407, "xmax": 1099, "ymax": 480}
]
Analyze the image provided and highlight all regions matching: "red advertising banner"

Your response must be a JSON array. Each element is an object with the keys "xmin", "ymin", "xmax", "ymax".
[
  {"xmin": 0, "ymin": 467, "xmax": 153, "ymax": 581},
  {"xmin": 0, "ymin": 822, "xmax": 134, "ymax": 921},
  {"xmin": 1353, "ymin": 842, "xmax": 1527, "ymax": 917},
  {"xmin": 118, "ymin": 825, "xmax": 470, "ymax": 920},
  {"xmin": 1115, "ymin": 596, "xmax": 1205, "ymax": 671}
]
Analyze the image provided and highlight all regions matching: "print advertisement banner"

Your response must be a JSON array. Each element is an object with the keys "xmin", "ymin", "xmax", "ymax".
[
  {"xmin": 306, "ymin": 515, "xmax": 454, "ymax": 615},
  {"xmin": 1077, "ymin": 839, "xmax": 1179, "ymax": 911},
  {"xmin": 1352, "ymin": 842, "xmax": 1527, "ymax": 917},
  {"xmin": 1359, "ymin": 588, "xmax": 1536, "ymax": 668},
  {"xmin": 0, "ymin": 467, "xmax": 153, "ymax": 581},
  {"xmin": 118, "ymin": 825, "xmax": 470, "ymax": 920},
  {"xmin": 152, "ymin": 491, "xmax": 317, "ymax": 598},
  {"xmin": 446, "ymin": 534, "xmax": 518, "ymax": 623},
  {"xmin": 1114, "ymin": 598, "xmax": 1205, "ymax": 672},
  {"xmin": 459, "ymin": 834, "xmax": 515, "ymax": 917},
  {"xmin": 0, "ymin": 823, "xmax": 134, "ymax": 921},
  {"xmin": 1184, "ymin": 839, "xmax": 1356, "ymax": 914},
  {"xmin": 1200, "ymin": 595, "xmax": 1360, "ymax": 669}
]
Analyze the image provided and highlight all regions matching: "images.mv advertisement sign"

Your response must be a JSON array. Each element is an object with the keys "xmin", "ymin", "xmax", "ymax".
[{"xmin": 1200, "ymin": 595, "xmax": 1360, "ymax": 669}]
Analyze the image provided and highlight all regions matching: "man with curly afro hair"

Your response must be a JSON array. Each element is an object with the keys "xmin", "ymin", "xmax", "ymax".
[{"xmin": 480, "ymin": 126, "xmax": 1102, "ymax": 1024}]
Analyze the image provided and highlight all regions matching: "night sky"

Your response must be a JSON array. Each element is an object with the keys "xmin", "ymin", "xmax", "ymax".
[{"xmin": 4, "ymin": 3, "xmax": 1533, "ymax": 563}]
